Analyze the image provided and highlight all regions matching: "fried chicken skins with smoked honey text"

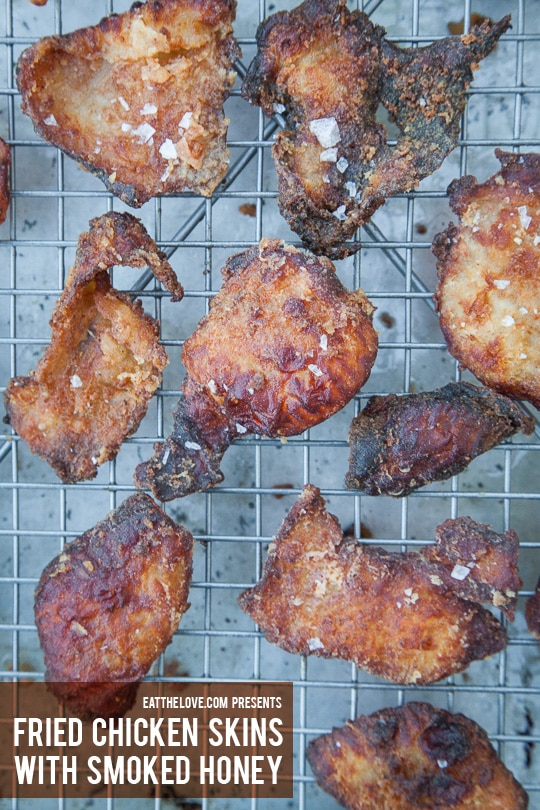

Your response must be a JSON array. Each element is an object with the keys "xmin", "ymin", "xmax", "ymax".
[
  {"xmin": 346, "ymin": 382, "xmax": 533, "ymax": 497},
  {"xmin": 16, "ymin": 0, "xmax": 240, "ymax": 206},
  {"xmin": 239, "ymin": 485, "xmax": 521, "ymax": 685},
  {"xmin": 307, "ymin": 702, "xmax": 529, "ymax": 810},
  {"xmin": 434, "ymin": 150, "xmax": 540, "ymax": 409},
  {"xmin": 241, "ymin": 0, "xmax": 510, "ymax": 259},
  {"xmin": 135, "ymin": 239, "xmax": 378, "ymax": 501},
  {"xmin": 4, "ymin": 212, "xmax": 182, "ymax": 483},
  {"xmin": 34, "ymin": 493, "xmax": 194, "ymax": 720}
]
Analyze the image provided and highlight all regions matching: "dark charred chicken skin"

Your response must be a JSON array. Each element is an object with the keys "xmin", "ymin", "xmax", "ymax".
[
  {"xmin": 34, "ymin": 493, "xmax": 193, "ymax": 719},
  {"xmin": 242, "ymin": 0, "xmax": 510, "ymax": 258},
  {"xmin": 4, "ymin": 212, "xmax": 182, "ymax": 483},
  {"xmin": 307, "ymin": 702, "xmax": 529, "ymax": 810},
  {"xmin": 135, "ymin": 239, "xmax": 378, "ymax": 501},
  {"xmin": 346, "ymin": 382, "xmax": 533, "ymax": 496},
  {"xmin": 240, "ymin": 485, "xmax": 521, "ymax": 685},
  {"xmin": 0, "ymin": 136, "xmax": 10, "ymax": 224}
]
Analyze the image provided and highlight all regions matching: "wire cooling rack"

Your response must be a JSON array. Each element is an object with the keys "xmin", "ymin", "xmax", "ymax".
[{"xmin": 1, "ymin": 0, "xmax": 540, "ymax": 807}]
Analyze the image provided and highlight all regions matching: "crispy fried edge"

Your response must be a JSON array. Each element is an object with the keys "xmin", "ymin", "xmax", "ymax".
[{"xmin": 0, "ymin": 136, "xmax": 10, "ymax": 225}]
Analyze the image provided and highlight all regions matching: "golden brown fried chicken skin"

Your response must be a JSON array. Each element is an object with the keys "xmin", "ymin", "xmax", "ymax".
[
  {"xmin": 346, "ymin": 382, "xmax": 533, "ymax": 496},
  {"xmin": 434, "ymin": 150, "xmax": 540, "ymax": 408},
  {"xmin": 4, "ymin": 212, "xmax": 182, "ymax": 483},
  {"xmin": 135, "ymin": 239, "xmax": 378, "ymax": 501},
  {"xmin": 0, "ymin": 136, "xmax": 10, "ymax": 224},
  {"xmin": 307, "ymin": 702, "xmax": 529, "ymax": 810},
  {"xmin": 242, "ymin": 0, "xmax": 510, "ymax": 258},
  {"xmin": 239, "ymin": 485, "xmax": 521, "ymax": 685},
  {"xmin": 525, "ymin": 576, "xmax": 540, "ymax": 640},
  {"xmin": 34, "ymin": 493, "xmax": 194, "ymax": 719},
  {"xmin": 17, "ymin": 0, "xmax": 240, "ymax": 207}
]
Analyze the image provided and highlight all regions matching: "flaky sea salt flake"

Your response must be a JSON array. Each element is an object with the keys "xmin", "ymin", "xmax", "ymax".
[
  {"xmin": 307, "ymin": 637, "xmax": 325, "ymax": 651},
  {"xmin": 133, "ymin": 122, "xmax": 156, "ymax": 143},
  {"xmin": 179, "ymin": 111, "xmax": 193, "ymax": 130},
  {"xmin": 518, "ymin": 205, "xmax": 532, "ymax": 230},
  {"xmin": 159, "ymin": 138, "xmax": 178, "ymax": 160},
  {"xmin": 451, "ymin": 564, "xmax": 471, "ymax": 580},
  {"xmin": 309, "ymin": 116, "xmax": 341, "ymax": 148},
  {"xmin": 185, "ymin": 441, "xmax": 202, "ymax": 451},
  {"xmin": 320, "ymin": 147, "xmax": 338, "ymax": 162}
]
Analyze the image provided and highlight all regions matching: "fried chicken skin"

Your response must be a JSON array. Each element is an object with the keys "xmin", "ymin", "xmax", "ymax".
[
  {"xmin": 525, "ymin": 576, "xmax": 540, "ymax": 640},
  {"xmin": 34, "ymin": 493, "xmax": 194, "ymax": 719},
  {"xmin": 135, "ymin": 239, "xmax": 378, "ymax": 501},
  {"xmin": 434, "ymin": 150, "xmax": 540, "ymax": 408},
  {"xmin": 242, "ymin": 0, "xmax": 510, "ymax": 258},
  {"xmin": 0, "ymin": 136, "xmax": 10, "ymax": 224},
  {"xmin": 17, "ymin": 0, "xmax": 240, "ymax": 207},
  {"xmin": 307, "ymin": 702, "xmax": 529, "ymax": 810},
  {"xmin": 4, "ymin": 212, "xmax": 182, "ymax": 483},
  {"xmin": 239, "ymin": 486, "xmax": 521, "ymax": 685},
  {"xmin": 346, "ymin": 382, "xmax": 533, "ymax": 497}
]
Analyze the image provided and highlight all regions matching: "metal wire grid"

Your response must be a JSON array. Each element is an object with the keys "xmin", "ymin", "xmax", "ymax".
[{"xmin": 1, "ymin": 0, "xmax": 540, "ymax": 807}]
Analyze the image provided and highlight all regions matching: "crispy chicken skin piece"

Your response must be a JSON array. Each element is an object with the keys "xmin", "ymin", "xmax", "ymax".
[
  {"xmin": 434, "ymin": 150, "xmax": 540, "ymax": 408},
  {"xmin": 242, "ymin": 0, "xmax": 510, "ymax": 259},
  {"xmin": 0, "ymin": 136, "xmax": 10, "ymax": 224},
  {"xmin": 307, "ymin": 702, "xmax": 529, "ymax": 810},
  {"xmin": 135, "ymin": 239, "xmax": 378, "ymax": 501},
  {"xmin": 239, "ymin": 485, "xmax": 521, "ymax": 685},
  {"xmin": 4, "ymin": 212, "xmax": 182, "ymax": 483},
  {"xmin": 17, "ymin": 0, "xmax": 240, "ymax": 207},
  {"xmin": 346, "ymin": 382, "xmax": 533, "ymax": 497},
  {"xmin": 34, "ymin": 493, "xmax": 194, "ymax": 719},
  {"xmin": 525, "ymin": 577, "xmax": 540, "ymax": 640}
]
